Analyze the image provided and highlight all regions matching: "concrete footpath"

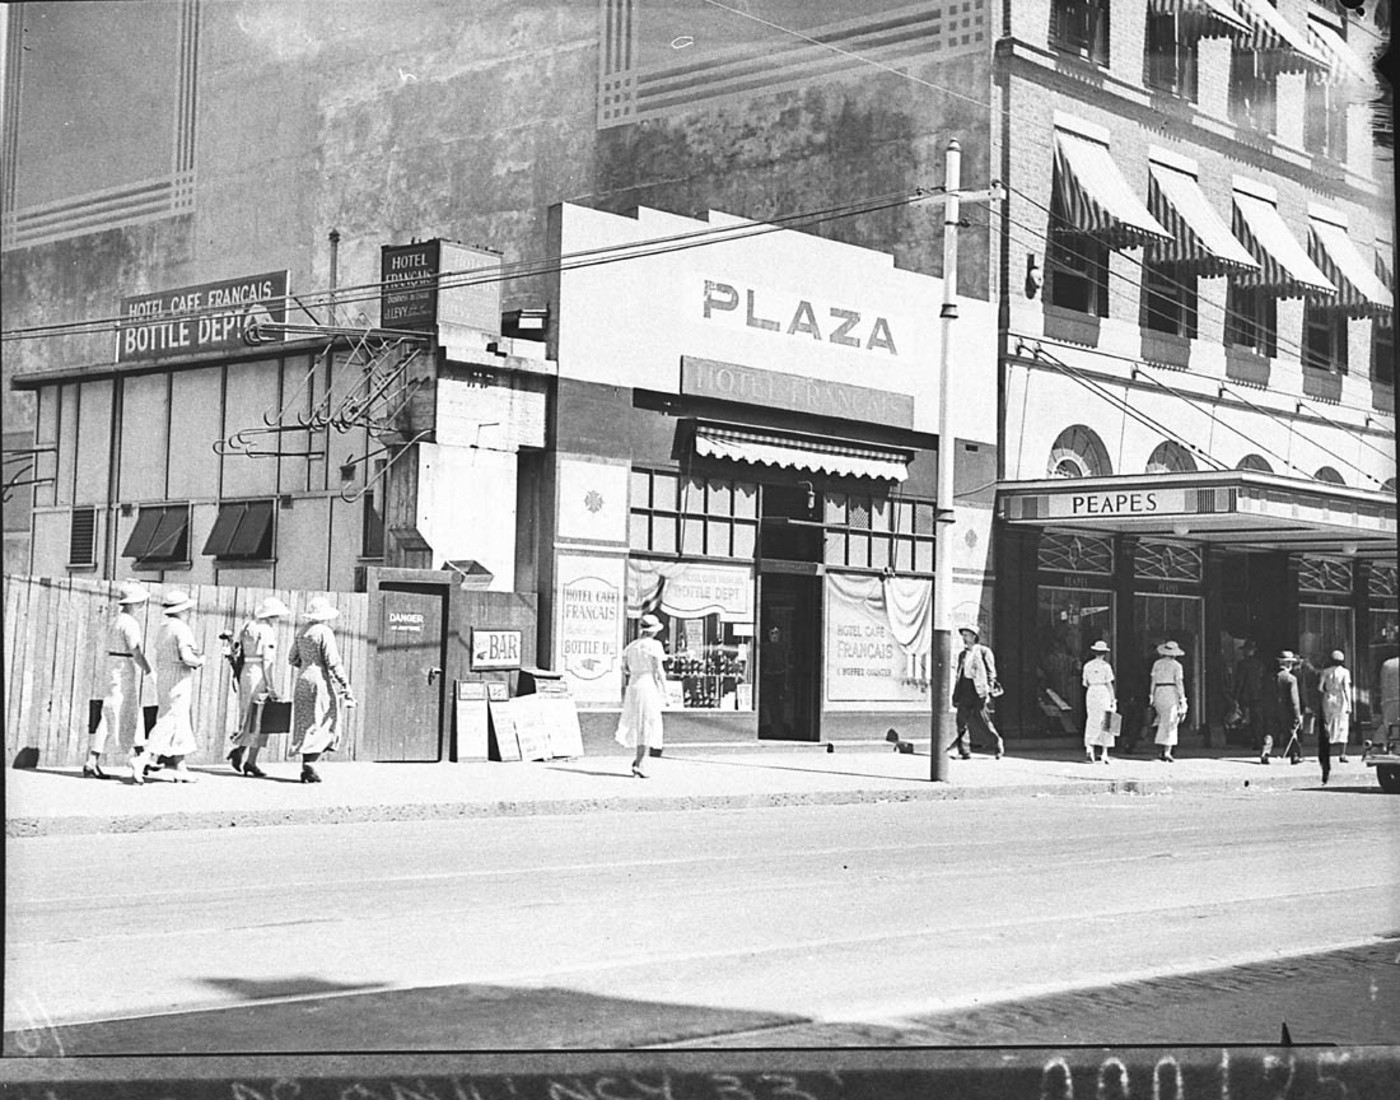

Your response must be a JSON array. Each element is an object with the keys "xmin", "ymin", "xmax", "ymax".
[{"xmin": 6, "ymin": 740, "xmax": 1358, "ymax": 837}]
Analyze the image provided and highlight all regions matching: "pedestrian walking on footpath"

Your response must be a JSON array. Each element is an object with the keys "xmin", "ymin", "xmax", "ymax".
[
  {"xmin": 1262, "ymin": 650, "xmax": 1303, "ymax": 766},
  {"xmin": 615, "ymin": 613, "xmax": 667, "ymax": 778},
  {"xmin": 1294, "ymin": 653, "xmax": 1321, "ymax": 765},
  {"xmin": 1318, "ymin": 650, "xmax": 1352, "ymax": 783},
  {"xmin": 1149, "ymin": 641, "xmax": 1187, "ymax": 762},
  {"xmin": 86, "ymin": 581, "xmax": 153, "ymax": 778},
  {"xmin": 288, "ymin": 596, "xmax": 356, "ymax": 784},
  {"xmin": 1082, "ymin": 640, "xmax": 1117, "ymax": 764},
  {"xmin": 951, "ymin": 626, "xmax": 1005, "ymax": 760},
  {"xmin": 227, "ymin": 596, "xmax": 290, "ymax": 779},
  {"xmin": 137, "ymin": 590, "xmax": 205, "ymax": 783}
]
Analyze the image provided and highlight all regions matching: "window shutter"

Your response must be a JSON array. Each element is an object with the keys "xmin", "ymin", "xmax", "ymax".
[{"xmin": 69, "ymin": 507, "xmax": 97, "ymax": 566}]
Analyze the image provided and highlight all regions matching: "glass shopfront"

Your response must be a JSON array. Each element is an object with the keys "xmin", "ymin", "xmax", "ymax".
[{"xmin": 1035, "ymin": 586, "xmax": 1116, "ymax": 738}]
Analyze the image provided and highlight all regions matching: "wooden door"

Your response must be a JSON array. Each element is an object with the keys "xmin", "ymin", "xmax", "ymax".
[{"xmin": 367, "ymin": 584, "xmax": 446, "ymax": 761}]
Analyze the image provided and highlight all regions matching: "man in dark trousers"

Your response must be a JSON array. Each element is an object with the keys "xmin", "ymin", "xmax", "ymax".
[
  {"xmin": 1262, "ymin": 651, "xmax": 1303, "ymax": 765},
  {"xmin": 1233, "ymin": 639, "xmax": 1268, "ymax": 754},
  {"xmin": 1292, "ymin": 653, "xmax": 1322, "ymax": 766},
  {"xmin": 951, "ymin": 627, "xmax": 1005, "ymax": 760}
]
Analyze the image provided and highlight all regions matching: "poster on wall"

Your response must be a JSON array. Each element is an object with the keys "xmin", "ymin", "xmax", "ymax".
[
  {"xmin": 626, "ymin": 560, "xmax": 753, "ymax": 621},
  {"xmin": 825, "ymin": 573, "xmax": 931, "ymax": 708},
  {"xmin": 556, "ymin": 554, "xmax": 625, "ymax": 704}
]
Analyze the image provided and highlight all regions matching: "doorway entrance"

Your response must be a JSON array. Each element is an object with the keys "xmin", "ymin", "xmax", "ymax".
[
  {"xmin": 366, "ymin": 582, "xmax": 448, "ymax": 761},
  {"xmin": 758, "ymin": 572, "xmax": 822, "ymax": 740}
]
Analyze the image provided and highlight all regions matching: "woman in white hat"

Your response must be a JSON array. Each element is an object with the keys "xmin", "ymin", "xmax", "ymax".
[
  {"xmin": 1081, "ymin": 640, "xmax": 1117, "ymax": 764},
  {"xmin": 615, "ymin": 613, "xmax": 667, "ymax": 778},
  {"xmin": 288, "ymin": 595, "xmax": 356, "ymax": 783},
  {"xmin": 1318, "ymin": 650, "xmax": 1352, "ymax": 781},
  {"xmin": 137, "ymin": 590, "xmax": 205, "ymax": 783},
  {"xmin": 87, "ymin": 581, "xmax": 153, "ymax": 779},
  {"xmin": 1149, "ymin": 641, "xmax": 1187, "ymax": 762},
  {"xmin": 227, "ymin": 596, "xmax": 291, "ymax": 778}
]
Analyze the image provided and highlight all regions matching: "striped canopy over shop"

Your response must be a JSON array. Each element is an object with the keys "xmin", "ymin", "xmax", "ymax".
[
  {"xmin": 1305, "ymin": 15, "xmax": 1377, "ymax": 88},
  {"xmin": 1229, "ymin": 0, "xmax": 1329, "ymax": 75},
  {"xmin": 1146, "ymin": 160, "xmax": 1259, "ymax": 275},
  {"xmin": 1052, "ymin": 129, "xmax": 1170, "ymax": 248},
  {"xmin": 694, "ymin": 423, "xmax": 912, "ymax": 482},
  {"xmin": 1146, "ymin": 0, "xmax": 1249, "ymax": 41},
  {"xmin": 1308, "ymin": 213, "xmax": 1393, "ymax": 317},
  {"xmin": 1230, "ymin": 187, "xmax": 1336, "ymax": 298}
]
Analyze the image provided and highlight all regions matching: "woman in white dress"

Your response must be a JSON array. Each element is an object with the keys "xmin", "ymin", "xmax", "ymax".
[
  {"xmin": 1319, "ymin": 650, "xmax": 1352, "ymax": 765},
  {"xmin": 615, "ymin": 613, "xmax": 667, "ymax": 778},
  {"xmin": 140, "ymin": 590, "xmax": 205, "ymax": 783},
  {"xmin": 227, "ymin": 596, "xmax": 290, "ymax": 778},
  {"xmin": 1150, "ymin": 640, "xmax": 1187, "ymax": 763},
  {"xmin": 1082, "ymin": 640, "xmax": 1117, "ymax": 764}
]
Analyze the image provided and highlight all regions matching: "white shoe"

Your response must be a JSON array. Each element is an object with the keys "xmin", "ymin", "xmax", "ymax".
[{"xmin": 129, "ymin": 754, "xmax": 146, "ymax": 784}]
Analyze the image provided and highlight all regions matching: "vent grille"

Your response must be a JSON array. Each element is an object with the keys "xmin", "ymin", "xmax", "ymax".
[{"xmin": 69, "ymin": 507, "xmax": 97, "ymax": 566}]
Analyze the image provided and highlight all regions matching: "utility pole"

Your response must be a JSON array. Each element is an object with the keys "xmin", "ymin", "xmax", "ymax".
[{"xmin": 928, "ymin": 140, "xmax": 1002, "ymax": 782}]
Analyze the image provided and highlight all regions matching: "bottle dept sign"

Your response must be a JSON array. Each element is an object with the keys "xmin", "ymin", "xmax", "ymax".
[{"xmin": 116, "ymin": 271, "xmax": 288, "ymax": 363}]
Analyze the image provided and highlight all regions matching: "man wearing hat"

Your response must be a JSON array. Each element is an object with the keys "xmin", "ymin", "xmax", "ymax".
[
  {"xmin": 1318, "ymin": 650, "xmax": 1353, "ymax": 783},
  {"xmin": 951, "ymin": 625, "xmax": 1004, "ymax": 760},
  {"xmin": 86, "ymin": 581, "xmax": 154, "ymax": 778},
  {"xmin": 1081, "ymin": 640, "xmax": 1117, "ymax": 764},
  {"xmin": 1261, "ymin": 651, "xmax": 1303, "ymax": 766},
  {"xmin": 136, "ymin": 590, "xmax": 206, "ymax": 783},
  {"xmin": 227, "ymin": 596, "xmax": 291, "ymax": 779},
  {"xmin": 1149, "ymin": 641, "xmax": 1187, "ymax": 762}
]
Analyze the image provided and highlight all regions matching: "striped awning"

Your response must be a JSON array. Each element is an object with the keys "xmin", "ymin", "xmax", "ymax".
[
  {"xmin": 1306, "ymin": 18, "xmax": 1376, "ymax": 88},
  {"xmin": 1231, "ymin": 191, "xmax": 1336, "ymax": 298},
  {"xmin": 1053, "ymin": 130, "xmax": 1170, "ymax": 249},
  {"xmin": 1309, "ymin": 218, "xmax": 1393, "ymax": 317},
  {"xmin": 1147, "ymin": 0, "xmax": 1250, "ymax": 41},
  {"xmin": 1378, "ymin": 246, "xmax": 1395, "ymax": 295},
  {"xmin": 694, "ymin": 424, "xmax": 910, "ymax": 482},
  {"xmin": 1147, "ymin": 162, "xmax": 1259, "ymax": 274},
  {"xmin": 1229, "ymin": 0, "xmax": 1329, "ymax": 74}
]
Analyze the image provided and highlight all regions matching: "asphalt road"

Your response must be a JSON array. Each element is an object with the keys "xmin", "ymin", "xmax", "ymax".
[{"xmin": 5, "ymin": 787, "xmax": 1398, "ymax": 1052}]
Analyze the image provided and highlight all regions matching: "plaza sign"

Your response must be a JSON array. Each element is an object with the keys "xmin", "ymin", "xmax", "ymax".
[{"xmin": 116, "ymin": 271, "xmax": 288, "ymax": 363}]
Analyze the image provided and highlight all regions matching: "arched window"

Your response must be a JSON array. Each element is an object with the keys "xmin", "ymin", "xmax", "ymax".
[
  {"xmin": 1383, "ymin": 478, "xmax": 1397, "ymax": 497},
  {"xmin": 1047, "ymin": 425, "xmax": 1113, "ymax": 479},
  {"xmin": 1314, "ymin": 466, "xmax": 1346, "ymax": 485},
  {"xmin": 1146, "ymin": 440, "xmax": 1197, "ymax": 474},
  {"xmin": 1236, "ymin": 454, "xmax": 1272, "ymax": 473}
]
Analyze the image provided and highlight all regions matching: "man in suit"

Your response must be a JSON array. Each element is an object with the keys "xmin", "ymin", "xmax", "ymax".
[{"xmin": 951, "ymin": 627, "xmax": 1004, "ymax": 760}]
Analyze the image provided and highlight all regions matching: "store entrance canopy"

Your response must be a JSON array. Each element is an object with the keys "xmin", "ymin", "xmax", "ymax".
[
  {"xmin": 693, "ymin": 422, "xmax": 912, "ymax": 482},
  {"xmin": 998, "ymin": 470, "xmax": 1396, "ymax": 557}
]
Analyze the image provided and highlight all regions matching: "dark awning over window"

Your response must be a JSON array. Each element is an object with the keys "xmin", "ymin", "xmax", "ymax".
[
  {"xmin": 1052, "ymin": 130, "xmax": 1171, "ymax": 249},
  {"xmin": 122, "ymin": 504, "xmax": 190, "ymax": 562},
  {"xmin": 1308, "ymin": 215, "xmax": 1393, "ymax": 318},
  {"xmin": 1231, "ymin": 189, "xmax": 1336, "ymax": 298},
  {"xmin": 1147, "ymin": 161, "xmax": 1258, "ymax": 274},
  {"xmin": 203, "ymin": 499, "xmax": 274, "ymax": 559}
]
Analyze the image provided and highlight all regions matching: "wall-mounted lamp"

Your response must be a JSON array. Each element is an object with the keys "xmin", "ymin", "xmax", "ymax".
[
  {"xmin": 797, "ymin": 480, "xmax": 816, "ymax": 512},
  {"xmin": 1025, "ymin": 253, "xmax": 1041, "ymax": 298},
  {"xmin": 1171, "ymin": 523, "xmax": 1191, "ymax": 538}
]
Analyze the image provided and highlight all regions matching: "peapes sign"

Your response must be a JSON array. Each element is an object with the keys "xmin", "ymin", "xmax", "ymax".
[{"xmin": 116, "ymin": 271, "xmax": 288, "ymax": 363}]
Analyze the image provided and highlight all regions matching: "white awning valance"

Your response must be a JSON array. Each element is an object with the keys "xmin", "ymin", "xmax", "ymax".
[{"xmin": 694, "ymin": 423, "xmax": 911, "ymax": 482}]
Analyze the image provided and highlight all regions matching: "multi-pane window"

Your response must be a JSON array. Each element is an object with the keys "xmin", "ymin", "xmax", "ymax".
[
  {"xmin": 1302, "ymin": 303, "xmax": 1349, "ymax": 372},
  {"xmin": 822, "ymin": 494, "xmax": 937, "ymax": 574},
  {"xmin": 1144, "ymin": 12, "xmax": 1199, "ymax": 100},
  {"xmin": 630, "ymin": 468, "xmax": 758, "ymax": 559},
  {"xmin": 1229, "ymin": 47, "xmax": 1277, "ymax": 135},
  {"xmin": 1224, "ymin": 284, "xmax": 1278, "ymax": 356},
  {"xmin": 1051, "ymin": 0, "xmax": 1110, "ymax": 66},
  {"xmin": 1142, "ymin": 261, "xmax": 1199, "ymax": 336},
  {"xmin": 122, "ymin": 503, "xmax": 190, "ymax": 564},
  {"xmin": 1304, "ymin": 80, "xmax": 1348, "ymax": 162},
  {"xmin": 1049, "ymin": 233, "xmax": 1110, "ymax": 315},
  {"xmin": 69, "ymin": 507, "xmax": 96, "ymax": 567}
]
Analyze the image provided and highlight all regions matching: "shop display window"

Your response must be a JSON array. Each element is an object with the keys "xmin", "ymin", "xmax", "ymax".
[
  {"xmin": 1036, "ymin": 587, "xmax": 1116, "ymax": 737},
  {"xmin": 625, "ymin": 560, "xmax": 756, "ymax": 710}
]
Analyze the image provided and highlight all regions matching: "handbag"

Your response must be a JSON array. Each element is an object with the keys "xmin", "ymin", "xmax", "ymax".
[
  {"xmin": 1102, "ymin": 712, "xmax": 1123, "ymax": 737},
  {"xmin": 989, "ymin": 679, "xmax": 1005, "ymax": 698},
  {"xmin": 259, "ymin": 699, "xmax": 293, "ymax": 735}
]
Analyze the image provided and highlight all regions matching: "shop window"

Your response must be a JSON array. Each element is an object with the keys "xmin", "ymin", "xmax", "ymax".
[
  {"xmin": 1050, "ymin": 0, "xmax": 1110, "ymax": 65},
  {"xmin": 69, "ymin": 506, "xmax": 96, "ymax": 567},
  {"xmin": 1141, "ymin": 261, "xmax": 1199, "ymax": 336},
  {"xmin": 202, "ymin": 499, "xmax": 275, "ymax": 561},
  {"xmin": 1144, "ymin": 11, "xmax": 1199, "ymax": 100},
  {"xmin": 822, "ymin": 494, "xmax": 935, "ymax": 574},
  {"xmin": 122, "ymin": 503, "xmax": 190, "ymax": 564},
  {"xmin": 1371, "ymin": 322, "xmax": 1394, "ymax": 386},
  {"xmin": 1304, "ymin": 79, "xmax": 1348, "ymax": 162},
  {"xmin": 1048, "ymin": 425, "xmax": 1113, "ymax": 479},
  {"xmin": 629, "ymin": 468, "xmax": 757, "ymax": 560},
  {"xmin": 1146, "ymin": 440, "xmax": 1197, "ymax": 474},
  {"xmin": 1229, "ymin": 47, "xmax": 1277, "ymax": 135},
  {"xmin": 1036, "ymin": 586, "xmax": 1117, "ymax": 737},
  {"xmin": 625, "ymin": 560, "xmax": 755, "ymax": 712},
  {"xmin": 1224, "ymin": 284, "xmax": 1278, "ymax": 356},
  {"xmin": 1303, "ymin": 303, "xmax": 1349, "ymax": 372},
  {"xmin": 362, "ymin": 459, "xmax": 386, "ymax": 559}
]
